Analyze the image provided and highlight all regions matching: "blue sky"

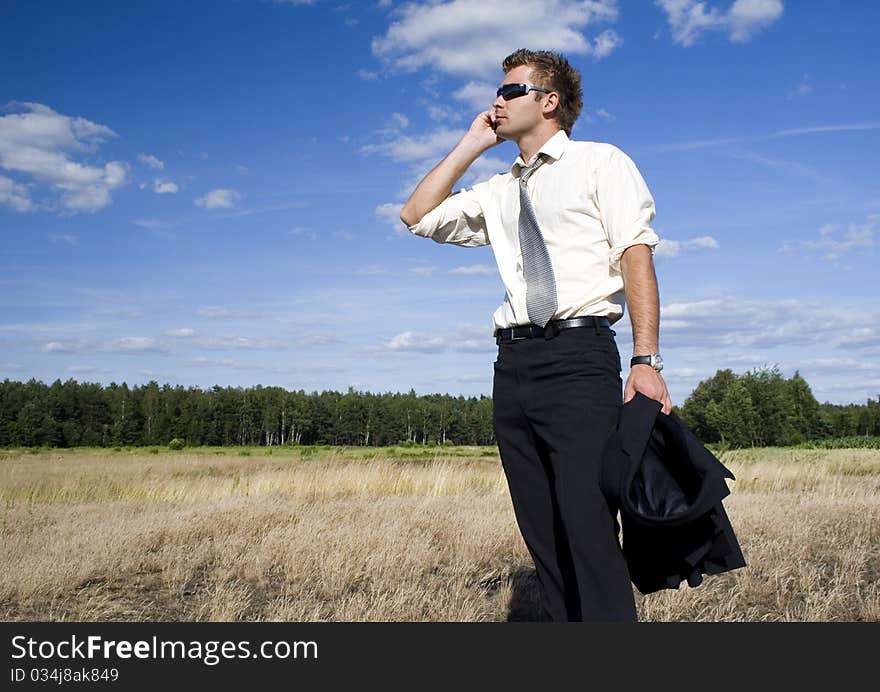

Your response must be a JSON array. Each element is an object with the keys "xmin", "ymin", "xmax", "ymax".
[{"xmin": 1, "ymin": 0, "xmax": 878, "ymax": 406}]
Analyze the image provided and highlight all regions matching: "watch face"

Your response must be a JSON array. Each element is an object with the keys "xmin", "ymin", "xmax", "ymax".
[{"xmin": 652, "ymin": 354, "xmax": 663, "ymax": 371}]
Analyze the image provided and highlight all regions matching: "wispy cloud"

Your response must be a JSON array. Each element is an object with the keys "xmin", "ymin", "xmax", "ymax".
[
  {"xmin": 770, "ymin": 123, "xmax": 880, "ymax": 138},
  {"xmin": 375, "ymin": 201, "xmax": 404, "ymax": 230},
  {"xmin": 49, "ymin": 233, "xmax": 79, "ymax": 246},
  {"xmin": 642, "ymin": 122, "xmax": 880, "ymax": 155},
  {"xmin": 801, "ymin": 214, "xmax": 877, "ymax": 262},
  {"xmin": 196, "ymin": 305, "xmax": 265, "ymax": 319},
  {"xmin": 195, "ymin": 188, "xmax": 240, "ymax": 209},
  {"xmin": 288, "ymin": 225, "xmax": 317, "ymax": 240},
  {"xmin": 165, "ymin": 328, "xmax": 197, "ymax": 338},
  {"xmin": 362, "ymin": 127, "xmax": 464, "ymax": 164},
  {"xmin": 449, "ymin": 264, "xmax": 496, "ymax": 275},
  {"xmin": 152, "ymin": 178, "xmax": 178, "ymax": 194},
  {"xmin": 383, "ymin": 324, "xmax": 495, "ymax": 354},
  {"xmin": 408, "ymin": 266, "xmax": 435, "ymax": 277},
  {"xmin": 131, "ymin": 218, "xmax": 171, "ymax": 230},
  {"xmin": 654, "ymin": 235, "xmax": 719, "ymax": 259},
  {"xmin": 655, "ymin": 0, "xmax": 784, "ymax": 47},
  {"xmin": 0, "ymin": 175, "xmax": 33, "ymax": 212},
  {"xmin": 728, "ymin": 148, "xmax": 828, "ymax": 183},
  {"xmin": 787, "ymin": 73, "xmax": 812, "ymax": 100},
  {"xmin": 656, "ymin": 296, "xmax": 879, "ymax": 352},
  {"xmin": 137, "ymin": 153, "xmax": 164, "ymax": 170}
]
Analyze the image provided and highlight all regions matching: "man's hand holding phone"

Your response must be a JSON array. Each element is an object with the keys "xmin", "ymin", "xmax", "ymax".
[{"xmin": 465, "ymin": 110, "xmax": 504, "ymax": 152}]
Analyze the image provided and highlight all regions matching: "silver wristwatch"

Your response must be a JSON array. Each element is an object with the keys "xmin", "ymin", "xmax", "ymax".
[{"xmin": 630, "ymin": 353, "xmax": 663, "ymax": 372}]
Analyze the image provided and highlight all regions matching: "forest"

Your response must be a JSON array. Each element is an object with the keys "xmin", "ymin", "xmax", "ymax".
[{"xmin": 1, "ymin": 366, "xmax": 878, "ymax": 449}]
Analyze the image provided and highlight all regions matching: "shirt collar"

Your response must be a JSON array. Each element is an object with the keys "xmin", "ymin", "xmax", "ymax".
[{"xmin": 511, "ymin": 130, "xmax": 570, "ymax": 175}]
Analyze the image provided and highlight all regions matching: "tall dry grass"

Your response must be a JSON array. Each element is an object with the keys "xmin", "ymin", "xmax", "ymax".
[{"xmin": 0, "ymin": 445, "xmax": 877, "ymax": 621}]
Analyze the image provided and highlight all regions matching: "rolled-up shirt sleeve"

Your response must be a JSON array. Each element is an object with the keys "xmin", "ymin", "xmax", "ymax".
[
  {"xmin": 407, "ymin": 184, "xmax": 490, "ymax": 248},
  {"xmin": 597, "ymin": 146, "xmax": 660, "ymax": 272}
]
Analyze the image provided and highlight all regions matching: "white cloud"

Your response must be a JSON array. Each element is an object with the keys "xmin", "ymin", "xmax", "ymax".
[
  {"xmin": 656, "ymin": 297, "xmax": 878, "ymax": 352},
  {"xmin": 68, "ymin": 365, "xmax": 98, "ymax": 374},
  {"xmin": 654, "ymin": 240, "xmax": 681, "ymax": 258},
  {"xmin": 385, "ymin": 331, "xmax": 447, "ymax": 353},
  {"xmin": 132, "ymin": 218, "xmax": 171, "ymax": 230},
  {"xmin": 802, "ymin": 214, "xmax": 876, "ymax": 262},
  {"xmin": 836, "ymin": 327, "xmax": 879, "ymax": 350},
  {"xmin": 288, "ymin": 225, "xmax": 317, "ymax": 240},
  {"xmin": 686, "ymin": 235, "xmax": 719, "ymax": 249},
  {"xmin": 138, "ymin": 153, "xmax": 164, "ymax": 170},
  {"xmin": 108, "ymin": 336, "xmax": 167, "ymax": 353},
  {"xmin": 426, "ymin": 104, "xmax": 465, "ymax": 123},
  {"xmin": 389, "ymin": 112, "xmax": 410, "ymax": 129},
  {"xmin": 359, "ymin": 69, "xmax": 380, "ymax": 81},
  {"xmin": 362, "ymin": 126, "xmax": 464, "ymax": 163},
  {"xmin": 49, "ymin": 233, "xmax": 79, "ymax": 245},
  {"xmin": 375, "ymin": 201, "xmax": 404, "ymax": 229},
  {"xmin": 592, "ymin": 28, "xmax": 622, "ymax": 58},
  {"xmin": 449, "ymin": 264, "xmax": 496, "ymax": 275},
  {"xmin": 727, "ymin": 0, "xmax": 784, "ymax": 42},
  {"xmin": 771, "ymin": 123, "xmax": 880, "ymax": 138},
  {"xmin": 42, "ymin": 341, "xmax": 73, "ymax": 353},
  {"xmin": 654, "ymin": 235, "xmax": 718, "ymax": 259},
  {"xmin": 0, "ymin": 101, "xmax": 128, "ymax": 213},
  {"xmin": 787, "ymin": 73, "xmax": 812, "ymax": 100},
  {"xmin": 187, "ymin": 356, "xmax": 260, "ymax": 370},
  {"xmin": 372, "ymin": 0, "xmax": 621, "ymax": 80},
  {"xmin": 655, "ymin": 0, "xmax": 783, "ymax": 46},
  {"xmin": 0, "ymin": 174, "xmax": 33, "ymax": 211},
  {"xmin": 195, "ymin": 188, "xmax": 240, "ymax": 209},
  {"xmin": 729, "ymin": 148, "xmax": 826, "ymax": 183},
  {"xmin": 197, "ymin": 335, "xmax": 282, "ymax": 351},
  {"xmin": 453, "ymin": 81, "xmax": 496, "ymax": 111},
  {"xmin": 196, "ymin": 305, "xmax": 264, "ymax": 319},
  {"xmin": 165, "ymin": 328, "xmax": 197, "ymax": 338},
  {"xmin": 354, "ymin": 265, "xmax": 388, "ymax": 275},
  {"xmin": 409, "ymin": 266, "xmax": 435, "ymax": 276},
  {"xmin": 460, "ymin": 155, "xmax": 508, "ymax": 186},
  {"xmin": 382, "ymin": 324, "xmax": 494, "ymax": 354},
  {"xmin": 198, "ymin": 306, "xmax": 235, "ymax": 318},
  {"xmin": 152, "ymin": 178, "xmax": 179, "ymax": 194}
]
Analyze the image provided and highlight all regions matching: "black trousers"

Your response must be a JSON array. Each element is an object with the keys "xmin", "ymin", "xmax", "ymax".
[{"xmin": 492, "ymin": 322, "xmax": 638, "ymax": 622}]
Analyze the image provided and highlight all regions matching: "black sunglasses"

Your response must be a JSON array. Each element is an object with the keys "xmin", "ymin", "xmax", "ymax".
[{"xmin": 496, "ymin": 83, "xmax": 551, "ymax": 100}]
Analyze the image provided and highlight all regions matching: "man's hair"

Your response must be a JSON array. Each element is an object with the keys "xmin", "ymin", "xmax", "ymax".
[{"xmin": 501, "ymin": 49, "xmax": 583, "ymax": 136}]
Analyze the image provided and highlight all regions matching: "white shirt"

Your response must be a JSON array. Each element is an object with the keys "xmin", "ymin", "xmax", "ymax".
[{"xmin": 408, "ymin": 130, "xmax": 660, "ymax": 332}]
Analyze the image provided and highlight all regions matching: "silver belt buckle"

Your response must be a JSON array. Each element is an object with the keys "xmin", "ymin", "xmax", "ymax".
[{"xmin": 510, "ymin": 326, "xmax": 529, "ymax": 341}]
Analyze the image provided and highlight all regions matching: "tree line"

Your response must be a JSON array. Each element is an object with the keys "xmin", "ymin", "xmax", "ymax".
[
  {"xmin": 0, "ymin": 366, "xmax": 877, "ymax": 449},
  {"xmin": 678, "ymin": 366, "xmax": 879, "ymax": 446},
  {"xmin": 0, "ymin": 379, "xmax": 494, "ymax": 448}
]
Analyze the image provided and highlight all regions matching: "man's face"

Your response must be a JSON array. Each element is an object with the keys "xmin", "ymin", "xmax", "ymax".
[{"xmin": 492, "ymin": 65, "xmax": 549, "ymax": 142}]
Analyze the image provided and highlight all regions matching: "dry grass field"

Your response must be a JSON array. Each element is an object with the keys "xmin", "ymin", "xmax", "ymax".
[{"xmin": 1, "ymin": 444, "xmax": 878, "ymax": 622}]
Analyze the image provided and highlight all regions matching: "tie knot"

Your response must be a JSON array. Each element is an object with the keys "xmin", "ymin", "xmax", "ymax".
[{"xmin": 519, "ymin": 155, "xmax": 544, "ymax": 184}]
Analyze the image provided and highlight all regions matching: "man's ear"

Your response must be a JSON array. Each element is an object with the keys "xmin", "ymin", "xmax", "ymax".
[{"xmin": 542, "ymin": 92, "xmax": 559, "ymax": 117}]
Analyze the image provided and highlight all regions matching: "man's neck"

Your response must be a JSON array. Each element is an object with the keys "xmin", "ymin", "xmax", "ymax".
[{"xmin": 517, "ymin": 126, "xmax": 563, "ymax": 164}]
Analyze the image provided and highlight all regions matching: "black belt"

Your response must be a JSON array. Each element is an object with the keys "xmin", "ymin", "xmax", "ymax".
[{"xmin": 494, "ymin": 316, "xmax": 611, "ymax": 343}]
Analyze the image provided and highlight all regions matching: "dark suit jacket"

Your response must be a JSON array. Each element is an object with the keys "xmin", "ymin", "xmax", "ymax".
[{"xmin": 600, "ymin": 392, "xmax": 747, "ymax": 595}]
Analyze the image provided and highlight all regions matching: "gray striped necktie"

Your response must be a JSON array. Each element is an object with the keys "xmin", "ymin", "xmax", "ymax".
[{"xmin": 518, "ymin": 155, "xmax": 558, "ymax": 327}]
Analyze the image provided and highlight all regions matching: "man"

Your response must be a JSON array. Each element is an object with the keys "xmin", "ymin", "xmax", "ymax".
[{"xmin": 400, "ymin": 49, "xmax": 671, "ymax": 622}]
